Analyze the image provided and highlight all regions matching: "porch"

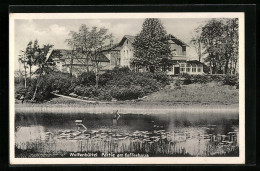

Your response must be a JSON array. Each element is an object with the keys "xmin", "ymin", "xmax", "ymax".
[{"xmin": 167, "ymin": 61, "xmax": 204, "ymax": 75}]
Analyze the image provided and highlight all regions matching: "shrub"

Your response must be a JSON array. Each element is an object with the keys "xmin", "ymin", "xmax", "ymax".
[
  {"xmin": 19, "ymin": 72, "xmax": 77, "ymax": 102},
  {"xmin": 151, "ymin": 71, "xmax": 171, "ymax": 86},
  {"xmin": 211, "ymin": 75, "xmax": 224, "ymax": 82},
  {"xmin": 47, "ymin": 72, "xmax": 77, "ymax": 95},
  {"xmin": 74, "ymin": 85, "xmax": 100, "ymax": 98},
  {"xmin": 111, "ymin": 85, "xmax": 144, "ymax": 100},
  {"xmin": 77, "ymin": 72, "xmax": 96, "ymax": 86},
  {"xmin": 179, "ymin": 73, "xmax": 192, "ymax": 84},
  {"xmin": 97, "ymin": 89, "xmax": 112, "ymax": 101},
  {"xmin": 223, "ymin": 74, "xmax": 239, "ymax": 86},
  {"xmin": 15, "ymin": 84, "xmax": 27, "ymax": 96},
  {"xmin": 192, "ymin": 75, "xmax": 211, "ymax": 84}
]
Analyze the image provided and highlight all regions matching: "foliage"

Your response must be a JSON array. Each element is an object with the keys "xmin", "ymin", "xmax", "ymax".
[
  {"xmin": 223, "ymin": 74, "xmax": 239, "ymax": 87},
  {"xmin": 74, "ymin": 85, "xmax": 100, "ymax": 98},
  {"xmin": 48, "ymin": 72, "xmax": 77, "ymax": 95},
  {"xmin": 200, "ymin": 19, "xmax": 239, "ymax": 74},
  {"xmin": 110, "ymin": 85, "xmax": 144, "ymax": 100},
  {"xmin": 179, "ymin": 74, "xmax": 238, "ymax": 87},
  {"xmin": 132, "ymin": 18, "xmax": 172, "ymax": 72},
  {"xmin": 66, "ymin": 24, "xmax": 113, "ymax": 88},
  {"xmin": 16, "ymin": 72, "xmax": 76, "ymax": 102},
  {"xmin": 72, "ymin": 69, "xmax": 170, "ymax": 101},
  {"xmin": 77, "ymin": 72, "xmax": 96, "ymax": 86},
  {"xmin": 179, "ymin": 73, "xmax": 192, "ymax": 85},
  {"xmin": 15, "ymin": 84, "xmax": 27, "ymax": 96}
]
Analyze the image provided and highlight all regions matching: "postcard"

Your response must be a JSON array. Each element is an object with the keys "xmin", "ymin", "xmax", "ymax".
[{"xmin": 9, "ymin": 12, "xmax": 245, "ymax": 164}]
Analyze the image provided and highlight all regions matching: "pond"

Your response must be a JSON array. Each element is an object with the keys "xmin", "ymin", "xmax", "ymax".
[{"xmin": 15, "ymin": 112, "xmax": 239, "ymax": 158}]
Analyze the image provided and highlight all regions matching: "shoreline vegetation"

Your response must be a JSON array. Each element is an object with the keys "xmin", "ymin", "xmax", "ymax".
[
  {"xmin": 15, "ymin": 95, "xmax": 239, "ymax": 115},
  {"xmin": 15, "ymin": 72, "xmax": 239, "ymax": 115}
]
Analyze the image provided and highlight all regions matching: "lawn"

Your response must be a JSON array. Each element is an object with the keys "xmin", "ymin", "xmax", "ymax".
[{"xmin": 143, "ymin": 82, "xmax": 239, "ymax": 105}]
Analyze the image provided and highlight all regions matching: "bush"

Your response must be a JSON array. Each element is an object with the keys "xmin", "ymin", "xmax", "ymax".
[
  {"xmin": 111, "ymin": 85, "xmax": 144, "ymax": 100},
  {"xmin": 179, "ymin": 73, "xmax": 192, "ymax": 84},
  {"xmin": 18, "ymin": 72, "xmax": 77, "ymax": 102},
  {"xmin": 97, "ymin": 89, "xmax": 112, "ymax": 101},
  {"xmin": 223, "ymin": 74, "xmax": 239, "ymax": 87},
  {"xmin": 150, "ymin": 71, "xmax": 171, "ymax": 86},
  {"xmin": 15, "ymin": 84, "xmax": 27, "ymax": 96},
  {"xmin": 192, "ymin": 75, "xmax": 211, "ymax": 84},
  {"xmin": 47, "ymin": 72, "xmax": 76, "ymax": 95},
  {"xmin": 74, "ymin": 85, "xmax": 100, "ymax": 98},
  {"xmin": 77, "ymin": 72, "xmax": 96, "ymax": 86},
  {"xmin": 178, "ymin": 74, "xmax": 239, "ymax": 88}
]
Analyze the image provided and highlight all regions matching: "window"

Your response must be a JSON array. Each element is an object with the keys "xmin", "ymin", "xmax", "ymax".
[
  {"xmin": 127, "ymin": 41, "xmax": 128, "ymax": 44},
  {"xmin": 198, "ymin": 68, "xmax": 201, "ymax": 72},
  {"xmin": 192, "ymin": 64, "xmax": 196, "ymax": 72},
  {"xmin": 180, "ymin": 63, "xmax": 185, "ymax": 72},
  {"xmin": 186, "ymin": 63, "xmax": 191, "ymax": 72}
]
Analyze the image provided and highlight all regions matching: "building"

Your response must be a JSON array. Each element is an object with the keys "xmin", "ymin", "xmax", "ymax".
[
  {"xmin": 46, "ymin": 49, "xmax": 110, "ymax": 76},
  {"xmin": 103, "ymin": 34, "xmax": 204, "ymax": 75},
  {"xmin": 46, "ymin": 34, "xmax": 203, "ymax": 76}
]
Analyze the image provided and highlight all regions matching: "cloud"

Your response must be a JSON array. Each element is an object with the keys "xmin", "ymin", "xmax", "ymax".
[{"xmin": 14, "ymin": 20, "xmax": 70, "ymax": 69}]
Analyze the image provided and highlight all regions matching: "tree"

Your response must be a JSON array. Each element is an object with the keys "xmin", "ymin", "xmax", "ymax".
[
  {"xmin": 18, "ymin": 51, "xmax": 28, "ymax": 88},
  {"xmin": 190, "ymin": 26, "xmax": 204, "ymax": 62},
  {"xmin": 25, "ymin": 40, "xmax": 40, "ymax": 82},
  {"xmin": 200, "ymin": 18, "xmax": 239, "ymax": 75},
  {"xmin": 225, "ymin": 18, "xmax": 239, "ymax": 74},
  {"xmin": 66, "ymin": 25, "xmax": 113, "ymax": 88},
  {"xmin": 31, "ymin": 44, "xmax": 53, "ymax": 101},
  {"xmin": 132, "ymin": 18, "xmax": 172, "ymax": 73},
  {"xmin": 200, "ymin": 19, "xmax": 226, "ymax": 74}
]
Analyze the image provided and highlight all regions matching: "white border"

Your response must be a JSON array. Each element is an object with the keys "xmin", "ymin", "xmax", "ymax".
[{"xmin": 9, "ymin": 12, "xmax": 245, "ymax": 165}]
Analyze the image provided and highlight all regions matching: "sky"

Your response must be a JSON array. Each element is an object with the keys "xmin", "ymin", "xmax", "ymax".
[{"xmin": 14, "ymin": 18, "xmax": 211, "ymax": 70}]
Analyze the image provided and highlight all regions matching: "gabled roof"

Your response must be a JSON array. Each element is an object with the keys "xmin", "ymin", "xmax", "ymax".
[
  {"xmin": 101, "ymin": 43, "xmax": 121, "ymax": 51},
  {"xmin": 91, "ymin": 53, "xmax": 110, "ymax": 62},
  {"xmin": 168, "ymin": 34, "xmax": 189, "ymax": 47},
  {"xmin": 118, "ymin": 35, "xmax": 136, "ymax": 46},
  {"xmin": 117, "ymin": 34, "xmax": 188, "ymax": 48},
  {"xmin": 46, "ymin": 49, "xmax": 110, "ymax": 63}
]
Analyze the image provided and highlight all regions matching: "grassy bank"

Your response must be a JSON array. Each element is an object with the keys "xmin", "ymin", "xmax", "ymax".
[
  {"xmin": 144, "ymin": 82, "xmax": 239, "ymax": 104},
  {"xmin": 15, "ymin": 80, "xmax": 239, "ymax": 114}
]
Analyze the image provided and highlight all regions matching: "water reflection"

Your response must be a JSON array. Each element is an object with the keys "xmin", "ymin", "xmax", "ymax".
[{"xmin": 15, "ymin": 112, "xmax": 239, "ymax": 157}]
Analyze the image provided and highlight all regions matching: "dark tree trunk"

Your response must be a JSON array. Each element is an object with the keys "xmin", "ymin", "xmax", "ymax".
[
  {"xmin": 31, "ymin": 66, "xmax": 42, "ymax": 101},
  {"xmin": 224, "ymin": 55, "xmax": 230, "ymax": 74},
  {"xmin": 29, "ymin": 65, "xmax": 32, "ymax": 84}
]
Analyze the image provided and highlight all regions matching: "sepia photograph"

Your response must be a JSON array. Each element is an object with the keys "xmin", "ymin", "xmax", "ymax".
[{"xmin": 9, "ymin": 12, "xmax": 245, "ymax": 164}]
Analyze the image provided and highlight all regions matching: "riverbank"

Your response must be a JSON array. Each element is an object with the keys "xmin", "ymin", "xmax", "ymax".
[{"xmin": 15, "ymin": 96, "xmax": 239, "ymax": 115}]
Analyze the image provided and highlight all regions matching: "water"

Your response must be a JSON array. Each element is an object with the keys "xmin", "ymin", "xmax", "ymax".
[{"xmin": 15, "ymin": 112, "xmax": 239, "ymax": 157}]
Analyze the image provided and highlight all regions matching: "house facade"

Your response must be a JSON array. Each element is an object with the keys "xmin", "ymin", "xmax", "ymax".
[
  {"xmin": 47, "ymin": 34, "xmax": 203, "ymax": 76},
  {"xmin": 46, "ymin": 49, "xmax": 111, "ymax": 76},
  {"xmin": 103, "ymin": 34, "xmax": 204, "ymax": 75}
]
